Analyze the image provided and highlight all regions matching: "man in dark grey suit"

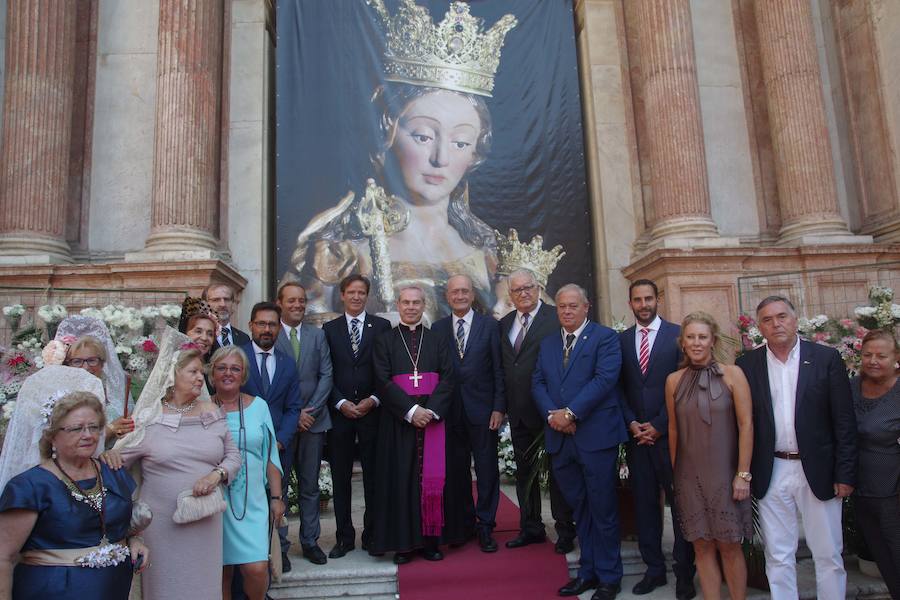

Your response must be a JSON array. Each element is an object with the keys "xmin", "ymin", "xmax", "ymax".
[
  {"xmin": 203, "ymin": 283, "xmax": 251, "ymax": 349},
  {"xmin": 276, "ymin": 282, "xmax": 333, "ymax": 565},
  {"xmin": 499, "ymin": 268, "xmax": 575, "ymax": 553}
]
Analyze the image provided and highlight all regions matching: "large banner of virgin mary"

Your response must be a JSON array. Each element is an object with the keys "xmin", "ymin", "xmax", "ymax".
[{"xmin": 276, "ymin": 0, "xmax": 593, "ymax": 324}]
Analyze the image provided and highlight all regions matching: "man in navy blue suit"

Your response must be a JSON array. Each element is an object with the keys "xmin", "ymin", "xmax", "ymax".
[
  {"xmin": 240, "ymin": 301, "xmax": 302, "ymax": 570},
  {"xmin": 432, "ymin": 274, "xmax": 506, "ymax": 552},
  {"xmin": 533, "ymin": 284, "xmax": 627, "ymax": 600},
  {"xmin": 618, "ymin": 280, "xmax": 695, "ymax": 599}
]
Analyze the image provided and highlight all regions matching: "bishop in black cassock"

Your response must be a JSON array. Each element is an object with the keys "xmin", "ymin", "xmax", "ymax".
[{"xmin": 369, "ymin": 286, "xmax": 461, "ymax": 563}]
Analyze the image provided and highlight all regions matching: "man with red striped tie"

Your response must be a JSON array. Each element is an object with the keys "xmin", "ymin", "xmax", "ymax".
[{"xmin": 618, "ymin": 280, "xmax": 696, "ymax": 599}]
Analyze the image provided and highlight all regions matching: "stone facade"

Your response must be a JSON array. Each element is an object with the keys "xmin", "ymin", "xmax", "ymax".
[{"xmin": 0, "ymin": 0, "xmax": 898, "ymax": 332}]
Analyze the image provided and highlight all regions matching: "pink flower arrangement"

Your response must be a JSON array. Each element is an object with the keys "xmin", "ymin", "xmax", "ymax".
[
  {"xmin": 41, "ymin": 340, "xmax": 69, "ymax": 366},
  {"xmin": 141, "ymin": 339, "xmax": 158, "ymax": 353}
]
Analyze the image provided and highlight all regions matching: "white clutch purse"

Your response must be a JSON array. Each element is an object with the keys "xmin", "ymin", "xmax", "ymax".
[{"xmin": 172, "ymin": 487, "xmax": 226, "ymax": 524}]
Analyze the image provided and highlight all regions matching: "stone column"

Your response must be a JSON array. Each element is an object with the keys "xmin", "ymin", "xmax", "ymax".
[
  {"xmin": 633, "ymin": 0, "xmax": 720, "ymax": 244},
  {"xmin": 753, "ymin": 0, "xmax": 853, "ymax": 244},
  {"xmin": 0, "ymin": 0, "xmax": 77, "ymax": 262},
  {"xmin": 143, "ymin": 0, "xmax": 224, "ymax": 254}
]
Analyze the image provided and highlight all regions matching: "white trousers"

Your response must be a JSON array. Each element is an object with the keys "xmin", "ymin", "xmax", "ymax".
[{"xmin": 758, "ymin": 458, "xmax": 846, "ymax": 600}]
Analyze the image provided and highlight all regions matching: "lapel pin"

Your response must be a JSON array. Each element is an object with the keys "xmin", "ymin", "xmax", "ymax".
[
  {"xmin": 803, "ymin": 360, "xmax": 811, "ymax": 365},
  {"xmin": 367, "ymin": 323, "xmax": 372, "ymax": 328},
  {"xmin": 583, "ymin": 336, "xmax": 588, "ymax": 340}
]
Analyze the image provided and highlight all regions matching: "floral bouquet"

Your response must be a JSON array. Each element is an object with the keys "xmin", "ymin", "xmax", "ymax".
[
  {"xmin": 318, "ymin": 461, "xmax": 333, "ymax": 500},
  {"xmin": 37, "ymin": 304, "xmax": 68, "ymax": 339},
  {"xmin": 854, "ymin": 285, "xmax": 900, "ymax": 330},
  {"xmin": 736, "ymin": 314, "xmax": 765, "ymax": 354},
  {"xmin": 2, "ymin": 304, "xmax": 26, "ymax": 334},
  {"xmin": 159, "ymin": 304, "xmax": 182, "ymax": 329},
  {"xmin": 497, "ymin": 421, "xmax": 516, "ymax": 480},
  {"xmin": 139, "ymin": 306, "xmax": 161, "ymax": 336}
]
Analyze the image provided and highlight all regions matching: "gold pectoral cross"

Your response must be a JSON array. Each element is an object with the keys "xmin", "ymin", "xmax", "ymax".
[{"xmin": 409, "ymin": 370, "xmax": 422, "ymax": 388}]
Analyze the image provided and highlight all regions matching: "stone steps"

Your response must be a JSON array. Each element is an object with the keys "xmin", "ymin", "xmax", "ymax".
[{"xmin": 268, "ymin": 549, "xmax": 397, "ymax": 599}]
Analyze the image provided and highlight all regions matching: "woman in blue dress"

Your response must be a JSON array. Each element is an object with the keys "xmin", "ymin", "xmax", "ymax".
[
  {"xmin": 0, "ymin": 374, "xmax": 149, "ymax": 599},
  {"xmin": 210, "ymin": 346, "xmax": 283, "ymax": 600}
]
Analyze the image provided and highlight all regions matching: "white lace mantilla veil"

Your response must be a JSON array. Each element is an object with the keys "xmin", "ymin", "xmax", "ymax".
[
  {"xmin": 55, "ymin": 315, "xmax": 130, "ymax": 421},
  {"xmin": 0, "ymin": 366, "xmax": 106, "ymax": 491},
  {"xmin": 114, "ymin": 326, "xmax": 210, "ymax": 452}
]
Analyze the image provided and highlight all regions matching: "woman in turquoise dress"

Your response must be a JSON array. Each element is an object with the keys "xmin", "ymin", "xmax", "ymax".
[
  {"xmin": 0, "ymin": 378, "xmax": 149, "ymax": 599},
  {"xmin": 210, "ymin": 346, "xmax": 284, "ymax": 600}
]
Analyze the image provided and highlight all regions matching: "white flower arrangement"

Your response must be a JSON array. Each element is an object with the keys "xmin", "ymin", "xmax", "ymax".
[
  {"xmin": 126, "ymin": 354, "xmax": 148, "ymax": 373},
  {"xmin": 497, "ymin": 422, "xmax": 516, "ymax": 479},
  {"xmin": 318, "ymin": 461, "xmax": 333, "ymax": 498},
  {"xmin": 610, "ymin": 317, "xmax": 628, "ymax": 334},
  {"xmin": 2, "ymin": 304, "xmax": 25, "ymax": 317},
  {"xmin": 75, "ymin": 542, "xmax": 130, "ymax": 569},
  {"xmin": 140, "ymin": 306, "xmax": 160, "ymax": 320},
  {"xmin": 1, "ymin": 401, "xmax": 15, "ymax": 419},
  {"xmin": 869, "ymin": 285, "xmax": 894, "ymax": 304},
  {"xmin": 39, "ymin": 390, "xmax": 68, "ymax": 427},
  {"xmin": 80, "ymin": 307, "xmax": 104, "ymax": 321},
  {"xmin": 37, "ymin": 304, "xmax": 68, "ymax": 323}
]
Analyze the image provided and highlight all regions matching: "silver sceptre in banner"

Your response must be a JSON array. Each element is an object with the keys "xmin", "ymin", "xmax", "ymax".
[{"xmin": 357, "ymin": 179, "xmax": 409, "ymax": 308}]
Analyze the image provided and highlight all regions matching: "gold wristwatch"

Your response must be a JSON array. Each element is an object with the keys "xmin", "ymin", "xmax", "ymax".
[
  {"xmin": 736, "ymin": 471, "xmax": 752, "ymax": 482},
  {"xmin": 563, "ymin": 408, "xmax": 577, "ymax": 422}
]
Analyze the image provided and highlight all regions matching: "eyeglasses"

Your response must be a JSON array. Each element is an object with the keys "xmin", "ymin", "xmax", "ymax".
[
  {"xmin": 251, "ymin": 321, "xmax": 280, "ymax": 329},
  {"xmin": 67, "ymin": 357, "xmax": 103, "ymax": 368},
  {"xmin": 60, "ymin": 423, "xmax": 102, "ymax": 435},
  {"xmin": 510, "ymin": 284, "xmax": 537, "ymax": 296},
  {"xmin": 213, "ymin": 365, "xmax": 244, "ymax": 375}
]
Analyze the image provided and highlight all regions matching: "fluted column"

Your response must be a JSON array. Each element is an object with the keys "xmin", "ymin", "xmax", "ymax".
[
  {"xmin": 144, "ymin": 0, "xmax": 224, "ymax": 253},
  {"xmin": 0, "ymin": 0, "xmax": 77, "ymax": 262},
  {"xmin": 634, "ymin": 0, "xmax": 719, "ymax": 243},
  {"xmin": 754, "ymin": 0, "xmax": 851, "ymax": 244}
]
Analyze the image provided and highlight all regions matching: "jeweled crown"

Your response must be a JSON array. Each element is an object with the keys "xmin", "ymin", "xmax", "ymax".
[
  {"xmin": 494, "ymin": 228, "xmax": 565, "ymax": 288},
  {"xmin": 366, "ymin": 0, "xmax": 517, "ymax": 97}
]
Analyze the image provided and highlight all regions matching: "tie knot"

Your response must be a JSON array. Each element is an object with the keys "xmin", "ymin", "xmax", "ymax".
[
  {"xmin": 351, "ymin": 318, "xmax": 359, "ymax": 326},
  {"xmin": 641, "ymin": 327, "xmax": 650, "ymax": 336},
  {"xmin": 260, "ymin": 351, "xmax": 269, "ymax": 357},
  {"xmin": 458, "ymin": 319, "xmax": 465, "ymax": 327},
  {"xmin": 566, "ymin": 333, "xmax": 575, "ymax": 345},
  {"xmin": 521, "ymin": 313, "xmax": 530, "ymax": 326}
]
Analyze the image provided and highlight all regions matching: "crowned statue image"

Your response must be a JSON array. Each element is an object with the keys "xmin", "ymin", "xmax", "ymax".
[{"xmin": 283, "ymin": 0, "xmax": 568, "ymax": 322}]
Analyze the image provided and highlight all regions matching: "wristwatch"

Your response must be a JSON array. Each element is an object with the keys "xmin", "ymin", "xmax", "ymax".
[
  {"xmin": 213, "ymin": 466, "xmax": 226, "ymax": 482},
  {"xmin": 270, "ymin": 495, "xmax": 283, "ymax": 501},
  {"xmin": 563, "ymin": 408, "xmax": 577, "ymax": 422},
  {"xmin": 736, "ymin": 471, "xmax": 752, "ymax": 482}
]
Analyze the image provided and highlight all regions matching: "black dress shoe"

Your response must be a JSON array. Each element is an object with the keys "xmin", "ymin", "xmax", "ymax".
[
  {"xmin": 393, "ymin": 552, "xmax": 412, "ymax": 565},
  {"xmin": 505, "ymin": 533, "xmax": 546, "ymax": 549},
  {"xmin": 591, "ymin": 582, "xmax": 621, "ymax": 600},
  {"xmin": 301, "ymin": 544, "xmax": 327, "ymax": 565},
  {"xmin": 328, "ymin": 541, "xmax": 355, "ymax": 559},
  {"xmin": 675, "ymin": 578, "xmax": 697, "ymax": 600},
  {"xmin": 420, "ymin": 547, "xmax": 444, "ymax": 561},
  {"xmin": 554, "ymin": 538, "xmax": 575, "ymax": 554},
  {"xmin": 478, "ymin": 530, "xmax": 498, "ymax": 553},
  {"xmin": 632, "ymin": 573, "xmax": 667, "ymax": 595},
  {"xmin": 281, "ymin": 552, "xmax": 292, "ymax": 573},
  {"xmin": 558, "ymin": 577, "xmax": 598, "ymax": 596}
]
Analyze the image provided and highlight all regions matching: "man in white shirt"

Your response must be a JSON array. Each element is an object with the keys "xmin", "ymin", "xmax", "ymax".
[{"xmin": 735, "ymin": 295, "xmax": 857, "ymax": 600}]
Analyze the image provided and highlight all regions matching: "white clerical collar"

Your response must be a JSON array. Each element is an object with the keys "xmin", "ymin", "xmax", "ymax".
[
  {"xmin": 251, "ymin": 341, "xmax": 274, "ymax": 355},
  {"xmin": 453, "ymin": 309, "xmax": 474, "ymax": 326},
  {"xmin": 636, "ymin": 314, "xmax": 661, "ymax": 332},
  {"xmin": 281, "ymin": 320, "xmax": 301, "ymax": 338},
  {"xmin": 345, "ymin": 311, "xmax": 367, "ymax": 325},
  {"xmin": 561, "ymin": 319, "xmax": 589, "ymax": 342},
  {"xmin": 400, "ymin": 319, "xmax": 424, "ymax": 331},
  {"xmin": 517, "ymin": 300, "xmax": 542, "ymax": 322}
]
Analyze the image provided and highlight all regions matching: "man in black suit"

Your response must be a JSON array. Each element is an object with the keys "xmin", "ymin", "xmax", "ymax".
[
  {"xmin": 618, "ymin": 280, "xmax": 695, "ymax": 599},
  {"xmin": 499, "ymin": 268, "xmax": 575, "ymax": 553},
  {"xmin": 735, "ymin": 295, "xmax": 857, "ymax": 600},
  {"xmin": 433, "ymin": 274, "xmax": 506, "ymax": 552},
  {"xmin": 323, "ymin": 275, "xmax": 391, "ymax": 559},
  {"xmin": 204, "ymin": 283, "xmax": 251, "ymax": 349}
]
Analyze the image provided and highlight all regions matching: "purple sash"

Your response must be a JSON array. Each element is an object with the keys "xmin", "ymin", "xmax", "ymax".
[{"xmin": 392, "ymin": 372, "xmax": 444, "ymax": 537}]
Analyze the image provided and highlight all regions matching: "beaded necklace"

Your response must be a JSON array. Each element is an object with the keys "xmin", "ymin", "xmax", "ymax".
[{"xmin": 54, "ymin": 458, "xmax": 109, "ymax": 545}]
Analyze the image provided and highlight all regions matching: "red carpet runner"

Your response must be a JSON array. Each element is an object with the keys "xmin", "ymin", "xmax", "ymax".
[{"xmin": 398, "ymin": 488, "xmax": 571, "ymax": 599}]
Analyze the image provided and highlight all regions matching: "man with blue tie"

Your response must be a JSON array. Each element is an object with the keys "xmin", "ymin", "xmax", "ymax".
[
  {"xmin": 618, "ymin": 279, "xmax": 696, "ymax": 599},
  {"xmin": 533, "ymin": 284, "xmax": 627, "ymax": 600},
  {"xmin": 274, "ymin": 282, "xmax": 333, "ymax": 566},
  {"xmin": 432, "ymin": 274, "xmax": 506, "ymax": 552},
  {"xmin": 323, "ymin": 275, "xmax": 391, "ymax": 558},
  {"xmin": 240, "ymin": 302, "xmax": 303, "ymax": 570}
]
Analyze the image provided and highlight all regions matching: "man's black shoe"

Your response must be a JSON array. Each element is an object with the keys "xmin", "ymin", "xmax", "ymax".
[
  {"xmin": 591, "ymin": 582, "xmax": 621, "ymax": 600},
  {"xmin": 554, "ymin": 537, "xmax": 575, "ymax": 554},
  {"xmin": 420, "ymin": 547, "xmax": 444, "ymax": 561},
  {"xmin": 632, "ymin": 573, "xmax": 667, "ymax": 595},
  {"xmin": 675, "ymin": 578, "xmax": 697, "ymax": 600},
  {"xmin": 393, "ymin": 552, "xmax": 412, "ymax": 565},
  {"xmin": 301, "ymin": 544, "xmax": 327, "ymax": 565},
  {"xmin": 478, "ymin": 530, "xmax": 498, "ymax": 553},
  {"xmin": 504, "ymin": 533, "xmax": 546, "ymax": 549},
  {"xmin": 328, "ymin": 541, "xmax": 355, "ymax": 559},
  {"xmin": 558, "ymin": 577, "xmax": 598, "ymax": 596},
  {"xmin": 281, "ymin": 552, "xmax": 292, "ymax": 573}
]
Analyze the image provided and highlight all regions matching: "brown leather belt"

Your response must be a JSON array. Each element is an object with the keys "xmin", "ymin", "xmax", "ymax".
[{"xmin": 774, "ymin": 451, "xmax": 801, "ymax": 460}]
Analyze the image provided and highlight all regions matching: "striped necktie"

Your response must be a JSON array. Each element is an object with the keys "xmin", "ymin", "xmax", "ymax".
[
  {"xmin": 350, "ymin": 318, "xmax": 361, "ymax": 358},
  {"xmin": 456, "ymin": 318, "xmax": 466, "ymax": 358},
  {"xmin": 221, "ymin": 327, "xmax": 231, "ymax": 347},
  {"xmin": 513, "ymin": 313, "xmax": 530, "ymax": 354},
  {"xmin": 639, "ymin": 327, "xmax": 650, "ymax": 375}
]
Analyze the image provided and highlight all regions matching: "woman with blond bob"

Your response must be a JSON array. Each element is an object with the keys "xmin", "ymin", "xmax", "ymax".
[
  {"xmin": 0, "ymin": 387, "xmax": 149, "ymax": 599},
  {"xmin": 65, "ymin": 336, "xmax": 135, "ymax": 442},
  {"xmin": 665, "ymin": 312, "xmax": 753, "ymax": 600},
  {"xmin": 209, "ymin": 346, "xmax": 283, "ymax": 600}
]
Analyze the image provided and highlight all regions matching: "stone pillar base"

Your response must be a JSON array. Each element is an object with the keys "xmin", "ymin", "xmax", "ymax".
[
  {"xmin": 645, "ymin": 216, "xmax": 739, "ymax": 250},
  {"xmin": 141, "ymin": 227, "xmax": 219, "ymax": 254},
  {"xmin": 622, "ymin": 244, "xmax": 900, "ymax": 333},
  {"xmin": 0, "ymin": 234, "xmax": 72, "ymax": 264},
  {"xmin": 777, "ymin": 217, "xmax": 872, "ymax": 246}
]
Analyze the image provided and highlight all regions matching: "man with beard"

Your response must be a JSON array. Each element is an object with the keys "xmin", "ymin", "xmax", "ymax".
[
  {"xmin": 240, "ymin": 302, "xmax": 303, "ymax": 570},
  {"xmin": 618, "ymin": 279, "xmax": 696, "ymax": 598},
  {"xmin": 274, "ymin": 282, "xmax": 333, "ymax": 565},
  {"xmin": 323, "ymin": 275, "xmax": 392, "ymax": 558},
  {"xmin": 369, "ymin": 285, "xmax": 458, "ymax": 564},
  {"xmin": 204, "ymin": 283, "xmax": 251, "ymax": 349}
]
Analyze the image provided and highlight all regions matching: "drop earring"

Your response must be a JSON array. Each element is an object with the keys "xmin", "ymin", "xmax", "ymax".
[{"xmin": 51, "ymin": 446, "xmax": 57, "ymax": 460}]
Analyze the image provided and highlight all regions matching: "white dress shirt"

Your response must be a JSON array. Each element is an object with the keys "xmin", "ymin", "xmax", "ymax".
[
  {"xmin": 560, "ymin": 318, "xmax": 589, "ymax": 352},
  {"xmin": 452, "ymin": 309, "xmax": 474, "ymax": 353},
  {"xmin": 335, "ymin": 311, "xmax": 380, "ymax": 411},
  {"xmin": 634, "ymin": 314, "xmax": 662, "ymax": 358},
  {"xmin": 251, "ymin": 341, "xmax": 276, "ymax": 384},
  {"xmin": 766, "ymin": 337, "xmax": 801, "ymax": 452},
  {"xmin": 508, "ymin": 300, "xmax": 542, "ymax": 345}
]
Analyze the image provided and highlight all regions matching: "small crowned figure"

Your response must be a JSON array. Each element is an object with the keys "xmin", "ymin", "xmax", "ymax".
[
  {"xmin": 284, "ymin": 0, "xmax": 547, "ymax": 324},
  {"xmin": 491, "ymin": 228, "xmax": 566, "ymax": 320}
]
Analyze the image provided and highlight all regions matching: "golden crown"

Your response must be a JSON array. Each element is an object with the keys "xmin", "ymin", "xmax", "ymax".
[
  {"xmin": 494, "ymin": 228, "xmax": 565, "ymax": 288},
  {"xmin": 366, "ymin": 0, "xmax": 517, "ymax": 97}
]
